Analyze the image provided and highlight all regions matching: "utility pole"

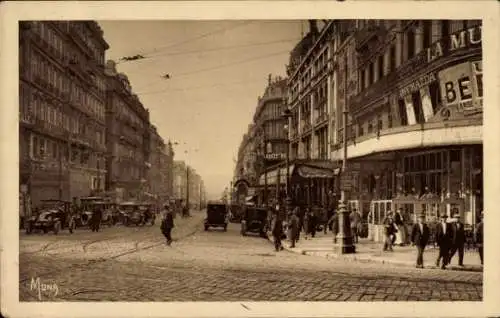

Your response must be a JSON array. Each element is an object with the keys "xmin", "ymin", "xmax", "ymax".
[{"xmin": 186, "ymin": 166, "xmax": 190, "ymax": 210}]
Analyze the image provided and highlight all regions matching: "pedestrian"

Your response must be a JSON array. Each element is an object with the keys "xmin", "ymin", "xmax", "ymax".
[
  {"xmin": 411, "ymin": 212, "xmax": 430, "ymax": 268},
  {"xmin": 394, "ymin": 208, "xmax": 407, "ymax": 246},
  {"xmin": 288, "ymin": 209, "xmax": 299, "ymax": 248},
  {"xmin": 349, "ymin": 208, "xmax": 361, "ymax": 243},
  {"xmin": 271, "ymin": 211, "xmax": 284, "ymax": 252},
  {"xmin": 449, "ymin": 211, "xmax": 466, "ymax": 267},
  {"xmin": 435, "ymin": 212, "xmax": 453, "ymax": 269},
  {"xmin": 329, "ymin": 212, "xmax": 339, "ymax": 243},
  {"xmin": 474, "ymin": 212, "xmax": 483, "ymax": 265},
  {"xmin": 322, "ymin": 206, "xmax": 329, "ymax": 234},
  {"xmin": 382, "ymin": 212, "xmax": 397, "ymax": 251},
  {"xmin": 90, "ymin": 207, "xmax": 102, "ymax": 232},
  {"xmin": 309, "ymin": 209, "xmax": 319, "ymax": 238},
  {"xmin": 160, "ymin": 204, "xmax": 175, "ymax": 246}
]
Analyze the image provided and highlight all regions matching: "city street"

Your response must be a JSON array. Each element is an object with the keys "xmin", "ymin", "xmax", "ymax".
[{"xmin": 19, "ymin": 212, "xmax": 482, "ymax": 302}]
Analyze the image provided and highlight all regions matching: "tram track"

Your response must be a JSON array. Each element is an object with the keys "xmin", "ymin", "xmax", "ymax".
[{"xmin": 19, "ymin": 219, "xmax": 203, "ymax": 284}]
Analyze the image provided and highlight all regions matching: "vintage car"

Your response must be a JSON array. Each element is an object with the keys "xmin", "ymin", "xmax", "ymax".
[
  {"xmin": 26, "ymin": 199, "xmax": 72, "ymax": 234},
  {"xmin": 204, "ymin": 202, "xmax": 229, "ymax": 231},
  {"xmin": 119, "ymin": 202, "xmax": 154, "ymax": 226},
  {"xmin": 25, "ymin": 208, "xmax": 66, "ymax": 235},
  {"xmin": 240, "ymin": 205, "xmax": 269, "ymax": 237}
]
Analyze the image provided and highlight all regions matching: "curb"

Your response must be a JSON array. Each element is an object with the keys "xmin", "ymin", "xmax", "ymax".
[{"xmin": 276, "ymin": 239, "xmax": 483, "ymax": 272}]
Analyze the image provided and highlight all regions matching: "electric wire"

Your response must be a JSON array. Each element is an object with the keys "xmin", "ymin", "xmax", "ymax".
[{"xmin": 116, "ymin": 21, "xmax": 255, "ymax": 64}]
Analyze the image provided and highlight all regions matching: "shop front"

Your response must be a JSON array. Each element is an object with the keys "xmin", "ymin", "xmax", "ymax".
[
  {"xmin": 258, "ymin": 160, "xmax": 339, "ymax": 208},
  {"xmin": 362, "ymin": 145, "xmax": 483, "ymax": 243}
]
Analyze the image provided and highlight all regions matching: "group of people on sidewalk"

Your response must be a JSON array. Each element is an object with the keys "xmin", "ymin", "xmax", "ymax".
[
  {"xmin": 268, "ymin": 203, "xmax": 365, "ymax": 252},
  {"xmin": 408, "ymin": 211, "xmax": 484, "ymax": 269}
]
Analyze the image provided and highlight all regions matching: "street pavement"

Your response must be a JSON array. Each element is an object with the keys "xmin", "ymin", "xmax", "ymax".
[{"xmin": 19, "ymin": 211, "xmax": 482, "ymax": 302}]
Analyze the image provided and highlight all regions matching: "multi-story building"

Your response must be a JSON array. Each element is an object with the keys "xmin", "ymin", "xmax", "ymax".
[
  {"xmin": 173, "ymin": 160, "xmax": 204, "ymax": 208},
  {"xmin": 19, "ymin": 21, "xmax": 109, "ymax": 206},
  {"xmin": 104, "ymin": 60, "xmax": 150, "ymax": 202},
  {"xmin": 233, "ymin": 126, "xmax": 258, "ymax": 203},
  {"xmin": 161, "ymin": 140, "xmax": 175, "ymax": 201},
  {"xmin": 276, "ymin": 20, "xmax": 338, "ymax": 207},
  {"xmin": 250, "ymin": 75, "xmax": 288, "ymax": 204},
  {"xmin": 331, "ymin": 20, "xmax": 483, "ymax": 238}
]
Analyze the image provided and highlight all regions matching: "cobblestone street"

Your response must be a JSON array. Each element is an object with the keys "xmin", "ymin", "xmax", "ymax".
[{"xmin": 20, "ymin": 213, "xmax": 483, "ymax": 302}]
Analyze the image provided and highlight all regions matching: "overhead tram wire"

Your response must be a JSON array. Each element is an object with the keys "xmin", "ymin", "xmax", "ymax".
[
  {"xmin": 120, "ymin": 37, "xmax": 299, "ymax": 82},
  {"xmin": 136, "ymin": 78, "xmax": 266, "ymax": 96},
  {"xmin": 134, "ymin": 49, "xmax": 290, "ymax": 95},
  {"xmin": 116, "ymin": 21, "xmax": 255, "ymax": 65}
]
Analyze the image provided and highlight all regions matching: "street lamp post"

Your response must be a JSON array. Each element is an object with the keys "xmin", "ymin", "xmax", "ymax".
[
  {"xmin": 282, "ymin": 99, "xmax": 293, "ymax": 209},
  {"xmin": 335, "ymin": 51, "xmax": 355, "ymax": 254}
]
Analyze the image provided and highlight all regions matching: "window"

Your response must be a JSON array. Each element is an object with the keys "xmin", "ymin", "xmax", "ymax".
[
  {"xmin": 411, "ymin": 91, "xmax": 424, "ymax": 124},
  {"xmin": 358, "ymin": 122, "xmax": 364, "ymax": 136},
  {"xmin": 367, "ymin": 119, "xmax": 374, "ymax": 134},
  {"xmin": 407, "ymin": 28, "xmax": 415, "ymax": 59},
  {"xmin": 390, "ymin": 45, "xmax": 397, "ymax": 71},
  {"xmin": 422, "ymin": 20, "xmax": 433, "ymax": 49},
  {"xmin": 378, "ymin": 55, "xmax": 384, "ymax": 80},
  {"xmin": 52, "ymin": 141, "xmax": 58, "ymax": 159},
  {"xmin": 398, "ymin": 99, "xmax": 408, "ymax": 126},
  {"xmin": 429, "ymin": 81, "xmax": 441, "ymax": 113}
]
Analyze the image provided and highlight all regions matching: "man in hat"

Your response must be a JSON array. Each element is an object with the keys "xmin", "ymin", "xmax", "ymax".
[
  {"xmin": 435, "ymin": 212, "xmax": 453, "ymax": 269},
  {"xmin": 449, "ymin": 211, "xmax": 466, "ymax": 266},
  {"xmin": 411, "ymin": 212, "xmax": 430, "ymax": 268},
  {"xmin": 160, "ymin": 203, "xmax": 175, "ymax": 246},
  {"xmin": 474, "ymin": 212, "xmax": 483, "ymax": 265},
  {"xmin": 288, "ymin": 208, "xmax": 300, "ymax": 248}
]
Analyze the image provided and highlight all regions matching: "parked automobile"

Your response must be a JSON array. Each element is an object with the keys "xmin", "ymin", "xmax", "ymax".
[
  {"xmin": 240, "ymin": 206, "xmax": 268, "ymax": 237},
  {"xmin": 204, "ymin": 201, "xmax": 229, "ymax": 231},
  {"xmin": 25, "ymin": 210, "xmax": 63, "ymax": 234},
  {"xmin": 119, "ymin": 202, "xmax": 144, "ymax": 226}
]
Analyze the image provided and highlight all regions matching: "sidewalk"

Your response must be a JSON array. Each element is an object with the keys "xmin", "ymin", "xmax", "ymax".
[{"xmin": 278, "ymin": 231, "xmax": 483, "ymax": 272}]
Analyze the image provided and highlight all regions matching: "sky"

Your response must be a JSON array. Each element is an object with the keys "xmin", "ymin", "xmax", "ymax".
[{"xmin": 98, "ymin": 20, "xmax": 308, "ymax": 200}]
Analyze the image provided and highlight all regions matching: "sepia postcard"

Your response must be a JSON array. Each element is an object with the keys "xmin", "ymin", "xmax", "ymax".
[{"xmin": 1, "ymin": 1, "xmax": 499, "ymax": 318}]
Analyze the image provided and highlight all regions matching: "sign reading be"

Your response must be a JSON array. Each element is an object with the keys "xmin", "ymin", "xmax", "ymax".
[{"xmin": 439, "ymin": 61, "xmax": 483, "ymax": 115}]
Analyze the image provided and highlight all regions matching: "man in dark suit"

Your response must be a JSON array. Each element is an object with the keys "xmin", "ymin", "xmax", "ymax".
[
  {"xmin": 160, "ymin": 204, "xmax": 175, "ymax": 246},
  {"xmin": 449, "ymin": 212, "xmax": 466, "ymax": 266},
  {"xmin": 411, "ymin": 212, "xmax": 430, "ymax": 268},
  {"xmin": 435, "ymin": 213, "xmax": 453, "ymax": 269}
]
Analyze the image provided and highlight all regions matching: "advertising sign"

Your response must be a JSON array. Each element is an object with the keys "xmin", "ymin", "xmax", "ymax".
[{"xmin": 439, "ymin": 60, "xmax": 483, "ymax": 115}]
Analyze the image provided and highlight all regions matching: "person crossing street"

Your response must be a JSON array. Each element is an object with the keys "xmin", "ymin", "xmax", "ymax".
[{"xmin": 160, "ymin": 204, "xmax": 175, "ymax": 246}]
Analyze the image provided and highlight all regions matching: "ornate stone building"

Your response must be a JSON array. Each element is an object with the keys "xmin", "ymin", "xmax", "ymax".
[
  {"xmin": 331, "ymin": 20, "xmax": 483, "ymax": 239},
  {"xmin": 19, "ymin": 21, "xmax": 109, "ymax": 206},
  {"xmin": 104, "ymin": 60, "xmax": 150, "ymax": 202}
]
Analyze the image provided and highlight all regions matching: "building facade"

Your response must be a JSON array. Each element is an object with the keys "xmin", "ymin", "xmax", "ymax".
[
  {"xmin": 147, "ymin": 126, "xmax": 175, "ymax": 202},
  {"xmin": 19, "ymin": 21, "xmax": 109, "ymax": 206},
  {"xmin": 331, "ymin": 20, "xmax": 483, "ymax": 235},
  {"xmin": 173, "ymin": 160, "xmax": 204, "ymax": 208},
  {"xmin": 104, "ymin": 60, "xmax": 150, "ymax": 202}
]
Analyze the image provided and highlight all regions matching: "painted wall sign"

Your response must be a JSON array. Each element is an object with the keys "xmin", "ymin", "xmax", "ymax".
[
  {"xmin": 438, "ymin": 60, "xmax": 483, "ymax": 115},
  {"xmin": 399, "ymin": 73, "xmax": 436, "ymax": 99}
]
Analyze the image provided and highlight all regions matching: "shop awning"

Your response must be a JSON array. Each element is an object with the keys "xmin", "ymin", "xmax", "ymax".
[{"xmin": 296, "ymin": 165, "xmax": 339, "ymax": 178}]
